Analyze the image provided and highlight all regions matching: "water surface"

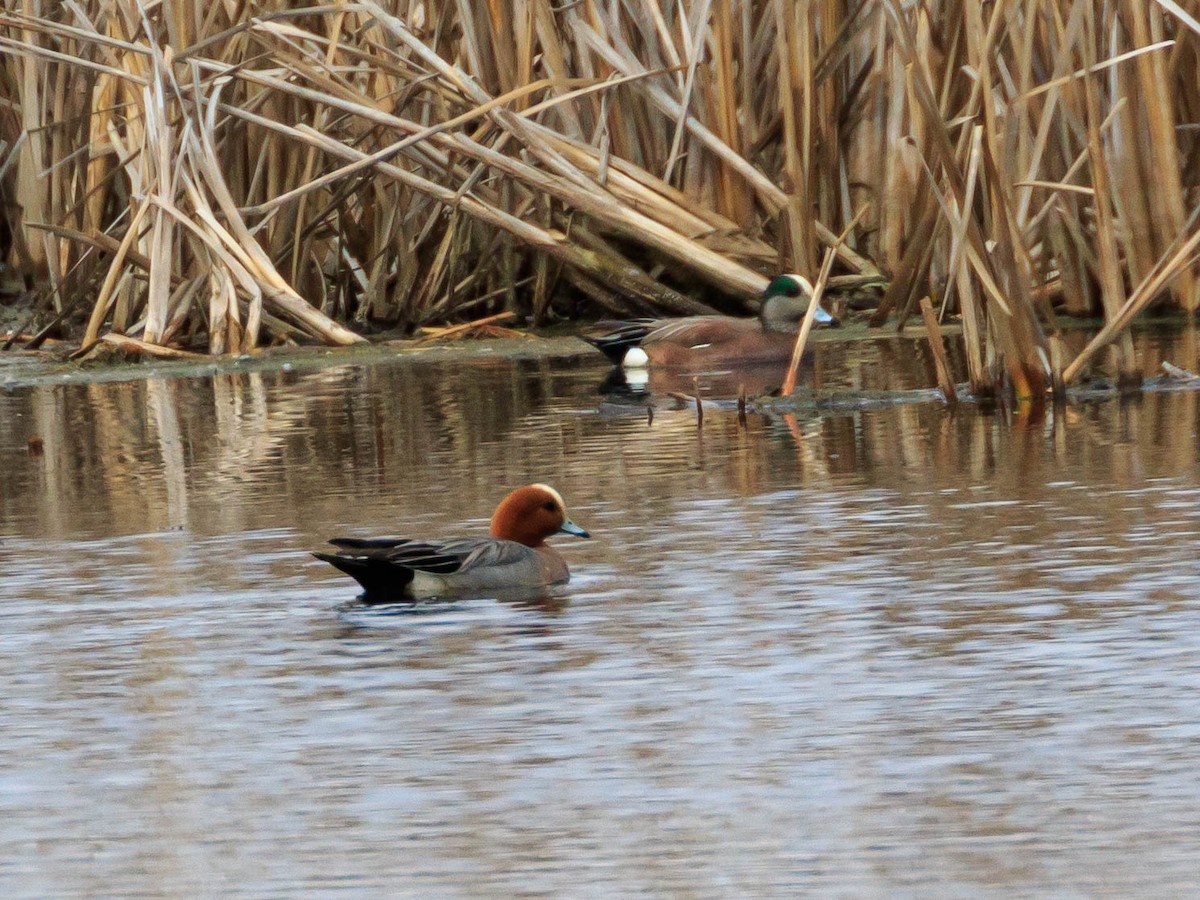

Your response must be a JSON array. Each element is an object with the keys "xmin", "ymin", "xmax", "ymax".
[{"xmin": 3, "ymin": 332, "xmax": 1200, "ymax": 895}]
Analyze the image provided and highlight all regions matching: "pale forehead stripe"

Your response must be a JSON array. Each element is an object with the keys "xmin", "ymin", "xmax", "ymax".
[
  {"xmin": 781, "ymin": 273, "xmax": 813, "ymax": 292},
  {"xmin": 532, "ymin": 483, "xmax": 566, "ymax": 510}
]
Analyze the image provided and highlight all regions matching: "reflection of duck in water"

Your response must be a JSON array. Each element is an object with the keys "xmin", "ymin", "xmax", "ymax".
[
  {"xmin": 581, "ymin": 274, "xmax": 838, "ymax": 372},
  {"xmin": 596, "ymin": 362, "xmax": 807, "ymax": 404},
  {"xmin": 314, "ymin": 484, "xmax": 589, "ymax": 602}
]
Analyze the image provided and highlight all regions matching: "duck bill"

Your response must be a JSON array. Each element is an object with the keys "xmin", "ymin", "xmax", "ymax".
[
  {"xmin": 558, "ymin": 518, "xmax": 590, "ymax": 539},
  {"xmin": 813, "ymin": 304, "xmax": 838, "ymax": 326}
]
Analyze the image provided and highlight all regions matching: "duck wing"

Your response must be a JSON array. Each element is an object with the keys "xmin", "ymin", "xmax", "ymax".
[
  {"xmin": 314, "ymin": 536, "xmax": 532, "ymax": 597},
  {"xmin": 642, "ymin": 315, "xmax": 759, "ymax": 350}
]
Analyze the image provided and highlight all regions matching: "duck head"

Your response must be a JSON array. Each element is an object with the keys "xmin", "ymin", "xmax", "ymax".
[
  {"xmin": 759, "ymin": 273, "xmax": 838, "ymax": 332},
  {"xmin": 490, "ymin": 484, "xmax": 590, "ymax": 547}
]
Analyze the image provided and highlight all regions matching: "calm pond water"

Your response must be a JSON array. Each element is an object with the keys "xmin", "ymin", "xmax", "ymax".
[{"xmin": 3, "ymin": 330, "xmax": 1200, "ymax": 896}]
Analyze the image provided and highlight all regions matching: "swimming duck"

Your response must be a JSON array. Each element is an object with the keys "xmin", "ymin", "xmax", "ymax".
[
  {"xmin": 581, "ymin": 273, "xmax": 838, "ymax": 369},
  {"xmin": 314, "ymin": 484, "xmax": 589, "ymax": 601}
]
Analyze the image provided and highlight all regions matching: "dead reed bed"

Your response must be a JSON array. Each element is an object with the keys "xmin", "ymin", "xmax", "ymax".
[{"xmin": 1, "ymin": 2, "xmax": 1199, "ymax": 399}]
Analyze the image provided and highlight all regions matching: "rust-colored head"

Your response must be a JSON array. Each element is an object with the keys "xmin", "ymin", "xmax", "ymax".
[{"xmin": 489, "ymin": 484, "xmax": 590, "ymax": 547}]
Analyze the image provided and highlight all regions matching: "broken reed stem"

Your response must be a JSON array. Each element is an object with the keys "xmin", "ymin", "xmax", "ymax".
[
  {"xmin": 665, "ymin": 391, "xmax": 704, "ymax": 427},
  {"xmin": 918, "ymin": 296, "xmax": 958, "ymax": 403},
  {"xmin": 414, "ymin": 310, "xmax": 516, "ymax": 342},
  {"xmin": 781, "ymin": 208, "xmax": 864, "ymax": 397},
  {"xmin": 1062, "ymin": 213, "xmax": 1200, "ymax": 384},
  {"xmin": 780, "ymin": 263, "xmax": 831, "ymax": 398}
]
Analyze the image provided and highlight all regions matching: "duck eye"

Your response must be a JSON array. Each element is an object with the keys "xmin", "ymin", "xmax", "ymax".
[{"xmin": 543, "ymin": 501, "xmax": 557, "ymax": 512}]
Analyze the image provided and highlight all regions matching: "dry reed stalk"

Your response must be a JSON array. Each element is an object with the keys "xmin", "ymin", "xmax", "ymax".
[
  {"xmin": 918, "ymin": 295, "xmax": 957, "ymax": 403},
  {"xmin": 782, "ymin": 207, "xmax": 868, "ymax": 399},
  {"xmin": 212, "ymin": 56, "xmax": 774, "ymax": 299},
  {"xmin": 1063, "ymin": 208, "xmax": 1200, "ymax": 384},
  {"xmin": 773, "ymin": 0, "xmax": 816, "ymax": 279},
  {"xmin": 248, "ymin": 109, "xmax": 722, "ymax": 315},
  {"xmin": 949, "ymin": 126, "xmax": 988, "ymax": 394},
  {"xmin": 0, "ymin": 0, "xmax": 1196, "ymax": 378},
  {"xmin": 1080, "ymin": 1, "xmax": 1137, "ymax": 385},
  {"xmin": 780, "ymin": 260, "xmax": 831, "ymax": 398},
  {"xmin": 564, "ymin": 9, "xmax": 880, "ymax": 275},
  {"xmin": 414, "ymin": 310, "xmax": 519, "ymax": 342},
  {"xmin": 90, "ymin": 332, "xmax": 207, "ymax": 360}
]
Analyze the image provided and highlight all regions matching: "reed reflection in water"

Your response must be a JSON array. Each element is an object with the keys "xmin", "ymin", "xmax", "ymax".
[{"xmin": 2, "ymin": 332, "xmax": 1200, "ymax": 895}]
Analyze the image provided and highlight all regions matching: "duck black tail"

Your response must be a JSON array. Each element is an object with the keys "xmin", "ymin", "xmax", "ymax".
[
  {"xmin": 579, "ymin": 319, "xmax": 658, "ymax": 365},
  {"xmin": 313, "ymin": 551, "xmax": 414, "ymax": 601}
]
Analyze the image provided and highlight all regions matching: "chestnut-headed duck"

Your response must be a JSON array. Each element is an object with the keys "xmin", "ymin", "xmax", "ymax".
[
  {"xmin": 313, "ymin": 484, "xmax": 589, "ymax": 601},
  {"xmin": 582, "ymin": 273, "xmax": 838, "ymax": 370}
]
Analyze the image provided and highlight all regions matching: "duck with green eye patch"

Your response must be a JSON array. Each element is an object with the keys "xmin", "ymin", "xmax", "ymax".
[{"xmin": 581, "ymin": 273, "xmax": 839, "ymax": 370}]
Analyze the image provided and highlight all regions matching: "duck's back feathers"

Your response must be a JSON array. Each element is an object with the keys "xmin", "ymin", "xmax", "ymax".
[
  {"xmin": 641, "ymin": 315, "xmax": 761, "ymax": 348},
  {"xmin": 325, "ymin": 537, "xmax": 472, "ymax": 574}
]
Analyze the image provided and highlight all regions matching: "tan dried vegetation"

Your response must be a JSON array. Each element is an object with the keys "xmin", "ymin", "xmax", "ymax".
[{"xmin": 1, "ymin": 2, "xmax": 1198, "ymax": 399}]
